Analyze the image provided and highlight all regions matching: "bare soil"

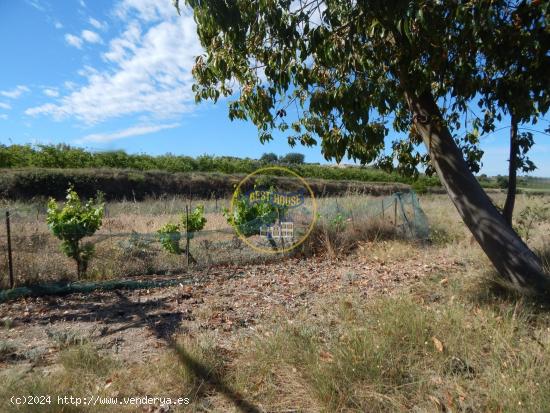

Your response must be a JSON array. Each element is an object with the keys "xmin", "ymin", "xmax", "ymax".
[{"xmin": 0, "ymin": 246, "xmax": 461, "ymax": 372}]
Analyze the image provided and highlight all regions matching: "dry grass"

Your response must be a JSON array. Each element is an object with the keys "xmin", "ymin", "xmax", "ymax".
[
  {"xmin": 299, "ymin": 216, "xmax": 401, "ymax": 258},
  {"xmin": 0, "ymin": 191, "xmax": 547, "ymax": 286},
  {"xmin": 224, "ymin": 283, "xmax": 550, "ymax": 412},
  {"xmin": 0, "ymin": 196, "xmax": 259, "ymax": 286},
  {"xmin": 0, "ymin": 193, "xmax": 549, "ymax": 412},
  {"xmin": 2, "ymin": 247, "xmax": 549, "ymax": 412},
  {"xmin": 0, "ymin": 335, "xmax": 226, "ymax": 412},
  {"xmin": 0, "ymin": 194, "xmax": 410, "ymax": 286}
]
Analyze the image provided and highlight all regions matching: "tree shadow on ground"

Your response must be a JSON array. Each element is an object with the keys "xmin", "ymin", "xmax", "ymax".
[
  {"xmin": 10, "ymin": 291, "xmax": 186, "ymax": 340},
  {"xmin": 172, "ymin": 342, "xmax": 262, "ymax": 413},
  {"xmin": 4, "ymin": 283, "xmax": 263, "ymax": 412},
  {"xmin": 469, "ymin": 271, "xmax": 550, "ymax": 310}
]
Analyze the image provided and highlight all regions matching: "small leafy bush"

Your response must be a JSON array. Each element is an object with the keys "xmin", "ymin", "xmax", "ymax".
[
  {"xmin": 496, "ymin": 175, "xmax": 509, "ymax": 189},
  {"xmin": 223, "ymin": 187, "xmax": 285, "ymax": 236},
  {"xmin": 182, "ymin": 205, "xmax": 207, "ymax": 238},
  {"xmin": 157, "ymin": 223, "xmax": 182, "ymax": 254},
  {"xmin": 157, "ymin": 205, "xmax": 207, "ymax": 253},
  {"xmin": 47, "ymin": 186, "xmax": 104, "ymax": 278},
  {"xmin": 411, "ymin": 180, "xmax": 430, "ymax": 194},
  {"xmin": 330, "ymin": 212, "xmax": 348, "ymax": 231},
  {"xmin": 515, "ymin": 203, "xmax": 549, "ymax": 240}
]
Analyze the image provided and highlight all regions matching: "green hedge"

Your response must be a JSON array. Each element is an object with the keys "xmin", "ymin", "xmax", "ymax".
[
  {"xmin": 0, "ymin": 168, "xmax": 423, "ymax": 200},
  {"xmin": 0, "ymin": 144, "xmax": 440, "ymax": 186}
]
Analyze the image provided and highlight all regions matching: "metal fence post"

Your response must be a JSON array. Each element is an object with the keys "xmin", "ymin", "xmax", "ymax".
[
  {"xmin": 185, "ymin": 205, "xmax": 190, "ymax": 268},
  {"xmin": 5, "ymin": 211, "xmax": 14, "ymax": 289},
  {"xmin": 393, "ymin": 197, "xmax": 397, "ymax": 226}
]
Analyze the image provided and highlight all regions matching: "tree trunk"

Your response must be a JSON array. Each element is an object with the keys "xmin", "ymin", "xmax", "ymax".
[
  {"xmin": 502, "ymin": 114, "xmax": 519, "ymax": 226},
  {"xmin": 404, "ymin": 89, "xmax": 550, "ymax": 295}
]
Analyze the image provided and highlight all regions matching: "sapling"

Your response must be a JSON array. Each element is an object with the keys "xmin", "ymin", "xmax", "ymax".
[
  {"xmin": 47, "ymin": 186, "xmax": 104, "ymax": 279},
  {"xmin": 157, "ymin": 205, "xmax": 207, "ymax": 261}
]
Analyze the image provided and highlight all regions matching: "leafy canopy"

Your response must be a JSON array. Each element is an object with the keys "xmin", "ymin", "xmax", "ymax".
[
  {"xmin": 280, "ymin": 152, "xmax": 305, "ymax": 164},
  {"xmin": 176, "ymin": 0, "xmax": 549, "ymax": 176},
  {"xmin": 259, "ymin": 152, "xmax": 279, "ymax": 163},
  {"xmin": 182, "ymin": 205, "xmax": 208, "ymax": 234}
]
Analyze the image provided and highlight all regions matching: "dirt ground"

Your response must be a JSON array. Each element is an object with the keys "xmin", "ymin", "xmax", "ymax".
[{"xmin": 0, "ymin": 244, "xmax": 461, "ymax": 375}]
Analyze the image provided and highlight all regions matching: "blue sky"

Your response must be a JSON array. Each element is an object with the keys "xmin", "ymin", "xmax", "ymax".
[{"xmin": 0, "ymin": 0, "xmax": 548, "ymax": 176}]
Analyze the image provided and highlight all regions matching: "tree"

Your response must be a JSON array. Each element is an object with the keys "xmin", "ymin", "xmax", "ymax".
[
  {"xmin": 497, "ymin": 175, "xmax": 510, "ymax": 190},
  {"xmin": 259, "ymin": 152, "xmax": 279, "ymax": 163},
  {"xmin": 471, "ymin": 2, "xmax": 546, "ymax": 225},
  {"xmin": 175, "ymin": 0, "xmax": 550, "ymax": 294},
  {"xmin": 280, "ymin": 152, "xmax": 305, "ymax": 164},
  {"xmin": 47, "ymin": 186, "xmax": 104, "ymax": 279}
]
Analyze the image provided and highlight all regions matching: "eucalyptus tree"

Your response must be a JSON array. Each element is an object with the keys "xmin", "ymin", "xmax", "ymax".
[{"xmin": 174, "ymin": 0, "xmax": 550, "ymax": 294}]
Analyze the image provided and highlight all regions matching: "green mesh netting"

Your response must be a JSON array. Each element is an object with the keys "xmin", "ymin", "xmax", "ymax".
[
  {"xmin": 0, "ymin": 190, "xmax": 429, "ymax": 300},
  {"xmin": 317, "ymin": 190, "xmax": 430, "ymax": 240},
  {"xmin": 0, "ymin": 277, "xmax": 192, "ymax": 303}
]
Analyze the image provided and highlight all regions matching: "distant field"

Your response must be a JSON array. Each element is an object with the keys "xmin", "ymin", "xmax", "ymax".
[
  {"xmin": 519, "ymin": 186, "xmax": 550, "ymax": 193},
  {"xmin": 481, "ymin": 176, "xmax": 550, "ymax": 193}
]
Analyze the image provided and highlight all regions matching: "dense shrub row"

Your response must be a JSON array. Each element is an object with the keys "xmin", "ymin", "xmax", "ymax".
[
  {"xmin": 0, "ymin": 144, "xmax": 440, "ymax": 186},
  {"xmin": 0, "ymin": 168, "xmax": 416, "ymax": 200}
]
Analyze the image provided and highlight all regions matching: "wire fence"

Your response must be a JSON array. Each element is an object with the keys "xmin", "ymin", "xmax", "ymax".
[{"xmin": 0, "ymin": 191, "xmax": 429, "ymax": 290}]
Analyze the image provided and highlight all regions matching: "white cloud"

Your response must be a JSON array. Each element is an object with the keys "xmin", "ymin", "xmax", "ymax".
[
  {"xmin": 65, "ymin": 33, "xmax": 83, "ymax": 48},
  {"xmin": 65, "ymin": 30, "xmax": 102, "ymax": 48},
  {"xmin": 114, "ymin": 0, "xmax": 177, "ymax": 22},
  {"xmin": 0, "ymin": 114, "xmax": 8, "ymax": 120},
  {"xmin": 89, "ymin": 18, "xmax": 105, "ymax": 30},
  {"xmin": 103, "ymin": 22, "xmax": 141, "ymax": 63},
  {"xmin": 64, "ymin": 81, "xmax": 78, "ymax": 90},
  {"xmin": 0, "ymin": 85, "xmax": 30, "ymax": 99},
  {"xmin": 54, "ymin": 21, "xmax": 63, "ymax": 29},
  {"xmin": 0, "ymin": 102, "xmax": 12, "ymax": 110},
  {"xmin": 77, "ymin": 123, "xmax": 180, "ymax": 143},
  {"xmin": 81, "ymin": 29, "xmax": 102, "ymax": 44},
  {"xmin": 79, "ymin": 0, "xmax": 86, "ymax": 8},
  {"xmin": 77, "ymin": 65, "xmax": 98, "ymax": 77},
  {"xmin": 25, "ymin": 0, "xmax": 46, "ymax": 11},
  {"xmin": 27, "ymin": 1, "xmax": 202, "ymax": 124},
  {"xmin": 43, "ymin": 88, "xmax": 59, "ymax": 97}
]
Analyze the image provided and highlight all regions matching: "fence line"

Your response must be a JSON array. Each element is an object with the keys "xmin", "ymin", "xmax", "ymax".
[{"xmin": 0, "ymin": 192, "xmax": 429, "ymax": 290}]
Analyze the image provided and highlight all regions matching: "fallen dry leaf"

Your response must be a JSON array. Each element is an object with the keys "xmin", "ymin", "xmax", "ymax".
[
  {"xmin": 319, "ymin": 350, "xmax": 334, "ymax": 362},
  {"xmin": 428, "ymin": 395, "xmax": 441, "ymax": 408},
  {"xmin": 432, "ymin": 336, "xmax": 444, "ymax": 353}
]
